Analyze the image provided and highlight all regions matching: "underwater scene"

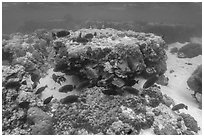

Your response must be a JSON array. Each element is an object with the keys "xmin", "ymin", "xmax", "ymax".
[{"xmin": 2, "ymin": 2, "xmax": 202, "ymax": 135}]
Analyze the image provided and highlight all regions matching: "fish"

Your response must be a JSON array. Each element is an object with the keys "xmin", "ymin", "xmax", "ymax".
[
  {"xmin": 4, "ymin": 80, "xmax": 21, "ymax": 89},
  {"xmin": 18, "ymin": 101, "xmax": 30, "ymax": 109},
  {"xmin": 122, "ymin": 86, "xmax": 140, "ymax": 96},
  {"xmin": 53, "ymin": 62, "xmax": 69, "ymax": 72},
  {"xmin": 35, "ymin": 85, "xmax": 48, "ymax": 94},
  {"xmin": 52, "ymin": 74, "xmax": 58, "ymax": 83},
  {"xmin": 102, "ymin": 89, "xmax": 119, "ymax": 96},
  {"xmin": 60, "ymin": 95, "xmax": 79, "ymax": 104},
  {"xmin": 59, "ymin": 85, "xmax": 76, "ymax": 93},
  {"xmin": 143, "ymin": 74, "xmax": 160, "ymax": 89},
  {"xmin": 172, "ymin": 103, "xmax": 188, "ymax": 111},
  {"xmin": 30, "ymin": 72, "xmax": 41, "ymax": 84},
  {"xmin": 102, "ymin": 86, "xmax": 124, "ymax": 96},
  {"xmin": 59, "ymin": 76, "xmax": 66, "ymax": 82},
  {"xmin": 56, "ymin": 30, "xmax": 70, "ymax": 38},
  {"xmin": 124, "ymin": 79, "xmax": 139, "ymax": 87},
  {"xmin": 76, "ymin": 80, "xmax": 90, "ymax": 91},
  {"xmin": 105, "ymin": 74, "xmax": 115, "ymax": 83},
  {"xmin": 32, "ymin": 82, "xmax": 38, "ymax": 89},
  {"xmin": 84, "ymin": 33, "xmax": 94, "ymax": 40},
  {"xmin": 43, "ymin": 95, "xmax": 54, "ymax": 104}
]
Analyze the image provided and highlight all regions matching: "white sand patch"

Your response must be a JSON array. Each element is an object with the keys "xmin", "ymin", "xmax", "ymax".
[
  {"xmin": 161, "ymin": 43, "xmax": 202, "ymax": 134},
  {"xmin": 36, "ymin": 68, "xmax": 80, "ymax": 100}
]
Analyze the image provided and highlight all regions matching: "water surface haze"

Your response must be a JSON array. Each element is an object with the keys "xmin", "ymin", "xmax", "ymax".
[{"xmin": 2, "ymin": 2, "xmax": 201, "ymax": 39}]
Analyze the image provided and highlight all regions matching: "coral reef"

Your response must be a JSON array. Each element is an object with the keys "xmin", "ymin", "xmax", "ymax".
[
  {"xmin": 2, "ymin": 28, "xmax": 200, "ymax": 135},
  {"xmin": 52, "ymin": 28, "xmax": 167, "ymax": 78},
  {"xmin": 152, "ymin": 104, "xmax": 193, "ymax": 135}
]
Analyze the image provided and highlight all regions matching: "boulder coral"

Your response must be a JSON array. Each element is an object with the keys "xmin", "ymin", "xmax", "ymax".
[{"xmin": 187, "ymin": 65, "xmax": 202, "ymax": 100}]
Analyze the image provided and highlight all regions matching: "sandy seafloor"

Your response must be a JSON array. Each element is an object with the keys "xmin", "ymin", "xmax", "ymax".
[{"xmin": 35, "ymin": 41, "xmax": 202, "ymax": 135}]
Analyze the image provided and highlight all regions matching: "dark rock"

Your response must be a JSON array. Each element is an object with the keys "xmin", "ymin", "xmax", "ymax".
[
  {"xmin": 162, "ymin": 94, "xmax": 175, "ymax": 107},
  {"xmin": 187, "ymin": 65, "xmax": 202, "ymax": 98},
  {"xmin": 141, "ymin": 87, "xmax": 163, "ymax": 107},
  {"xmin": 179, "ymin": 113, "xmax": 200, "ymax": 133},
  {"xmin": 156, "ymin": 74, "xmax": 169, "ymax": 86},
  {"xmin": 31, "ymin": 121, "xmax": 54, "ymax": 135},
  {"xmin": 177, "ymin": 43, "xmax": 202, "ymax": 58},
  {"xmin": 27, "ymin": 107, "xmax": 54, "ymax": 135}
]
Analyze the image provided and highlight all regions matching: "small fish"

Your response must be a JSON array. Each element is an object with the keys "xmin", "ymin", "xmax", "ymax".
[
  {"xmin": 122, "ymin": 86, "xmax": 140, "ymax": 96},
  {"xmin": 124, "ymin": 79, "xmax": 139, "ymax": 87},
  {"xmin": 105, "ymin": 74, "xmax": 115, "ymax": 83},
  {"xmin": 172, "ymin": 103, "xmax": 188, "ymax": 111},
  {"xmin": 59, "ymin": 76, "xmax": 66, "ymax": 82},
  {"xmin": 102, "ymin": 89, "xmax": 119, "ymax": 96},
  {"xmin": 43, "ymin": 95, "xmax": 54, "ymax": 104},
  {"xmin": 4, "ymin": 81, "xmax": 21, "ymax": 90},
  {"xmin": 59, "ymin": 85, "xmax": 76, "ymax": 93},
  {"xmin": 84, "ymin": 33, "xmax": 94, "ymax": 40},
  {"xmin": 18, "ymin": 101, "xmax": 30, "ymax": 109},
  {"xmin": 52, "ymin": 74, "xmax": 58, "ymax": 83},
  {"xmin": 56, "ymin": 30, "xmax": 70, "ymax": 38},
  {"xmin": 32, "ymin": 82, "xmax": 38, "ymax": 89},
  {"xmin": 30, "ymin": 72, "xmax": 41, "ymax": 84},
  {"xmin": 143, "ymin": 74, "xmax": 160, "ymax": 89},
  {"xmin": 60, "ymin": 95, "xmax": 79, "ymax": 104},
  {"xmin": 76, "ymin": 80, "xmax": 90, "ymax": 91},
  {"xmin": 35, "ymin": 85, "xmax": 48, "ymax": 94}
]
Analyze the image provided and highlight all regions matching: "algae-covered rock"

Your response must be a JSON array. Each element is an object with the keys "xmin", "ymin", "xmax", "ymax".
[
  {"xmin": 178, "ymin": 43, "xmax": 202, "ymax": 58},
  {"xmin": 187, "ymin": 65, "xmax": 202, "ymax": 97},
  {"xmin": 179, "ymin": 113, "xmax": 200, "ymax": 133},
  {"xmin": 156, "ymin": 74, "xmax": 169, "ymax": 86},
  {"xmin": 53, "ymin": 28, "xmax": 167, "ymax": 78},
  {"xmin": 141, "ymin": 87, "xmax": 163, "ymax": 107},
  {"xmin": 27, "ymin": 107, "xmax": 54, "ymax": 135}
]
